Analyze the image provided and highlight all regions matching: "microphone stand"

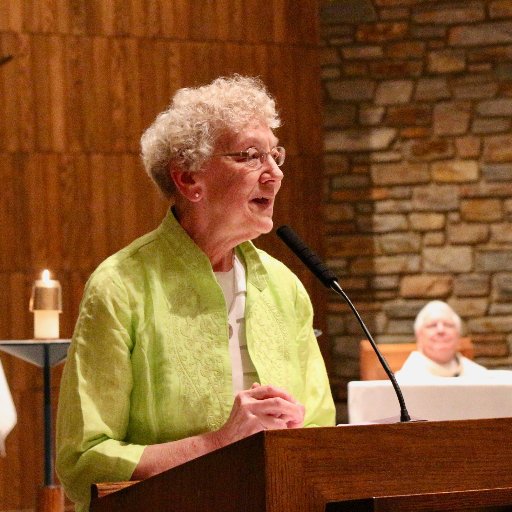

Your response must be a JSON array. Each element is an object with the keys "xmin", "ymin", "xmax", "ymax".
[
  {"xmin": 276, "ymin": 224, "xmax": 411, "ymax": 423},
  {"xmin": 329, "ymin": 280, "xmax": 411, "ymax": 422}
]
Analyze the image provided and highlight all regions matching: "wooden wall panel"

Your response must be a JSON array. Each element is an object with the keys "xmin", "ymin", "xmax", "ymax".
[
  {"xmin": 0, "ymin": 1, "xmax": 325, "ymax": 509},
  {"xmin": 0, "ymin": 0, "xmax": 319, "ymax": 41}
]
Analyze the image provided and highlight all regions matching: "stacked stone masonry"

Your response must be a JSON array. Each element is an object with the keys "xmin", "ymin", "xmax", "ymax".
[{"xmin": 320, "ymin": 0, "xmax": 512, "ymax": 420}]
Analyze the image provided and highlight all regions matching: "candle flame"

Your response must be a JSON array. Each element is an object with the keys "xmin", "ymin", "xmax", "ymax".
[{"xmin": 42, "ymin": 269, "xmax": 51, "ymax": 283}]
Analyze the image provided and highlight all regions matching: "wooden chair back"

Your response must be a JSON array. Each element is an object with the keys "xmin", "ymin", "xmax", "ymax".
[{"xmin": 359, "ymin": 337, "xmax": 474, "ymax": 380}]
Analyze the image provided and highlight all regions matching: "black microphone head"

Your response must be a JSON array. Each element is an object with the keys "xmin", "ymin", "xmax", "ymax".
[{"xmin": 276, "ymin": 225, "xmax": 338, "ymax": 288}]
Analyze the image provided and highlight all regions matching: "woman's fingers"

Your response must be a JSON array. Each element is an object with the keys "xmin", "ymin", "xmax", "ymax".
[
  {"xmin": 249, "ymin": 396, "xmax": 303, "ymax": 423},
  {"xmin": 246, "ymin": 384, "xmax": 294, "ymax": 403},
  {"xmin": 244, "ymin": 386, "xmax": 305, "ymax": 429},
  {"xmin": 218, "ymin": 385, "xmax": 305, "ymax": 446},
  {"xmin": 246, "ymin": 385, "xmax": 305, "ymax": 428}
]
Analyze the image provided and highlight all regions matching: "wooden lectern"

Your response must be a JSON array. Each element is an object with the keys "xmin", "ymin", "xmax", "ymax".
[{"xmin": 90, "ymin": 418, "xmax": 512, "ymax": 512}]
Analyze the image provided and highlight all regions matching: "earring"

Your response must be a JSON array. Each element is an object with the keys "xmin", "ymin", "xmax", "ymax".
[{"xmin": 194, "ymin": 192, "xmax": 200, "ymax": 199}]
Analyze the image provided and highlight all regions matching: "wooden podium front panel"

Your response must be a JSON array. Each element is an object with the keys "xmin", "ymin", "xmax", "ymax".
[
  {"xmin": 264, "ymin": 419, "xmax": 512, "ymax": 512},
  {"xmin": 91, "ymin": 432, "xmax": 268, "ymax": 512},
  {"xmin": 326, "ymin": 487, "xmax": 512, "ymax": 511},
  {"xmin": 91, "ymin": 418, "xmax": 512, "ymax": 512}
]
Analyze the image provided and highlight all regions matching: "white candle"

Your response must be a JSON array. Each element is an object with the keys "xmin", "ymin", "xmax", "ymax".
[
  {"xmin": 34, "ymin": 310, "xmax": 60, "ymax": 339},
  {"xmin": 29, "ymin": 269, "xmax": 62, "ymax": 340}
]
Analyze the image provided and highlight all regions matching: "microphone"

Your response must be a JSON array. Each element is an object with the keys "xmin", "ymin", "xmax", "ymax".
[{"xmin": 276, "ymin": 225, "xmax": 411, "ymax": 423}]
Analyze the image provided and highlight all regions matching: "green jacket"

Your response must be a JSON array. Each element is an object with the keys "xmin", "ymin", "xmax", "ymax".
[{"xmin": 56, "ymin": 210, "xmax": 335, "ymax": 511}]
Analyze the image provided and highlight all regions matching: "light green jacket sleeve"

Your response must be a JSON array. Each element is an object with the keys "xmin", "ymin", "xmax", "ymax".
[{"xmin": 56, "ymin": 271, "xmax": 145, "ymax": 512}]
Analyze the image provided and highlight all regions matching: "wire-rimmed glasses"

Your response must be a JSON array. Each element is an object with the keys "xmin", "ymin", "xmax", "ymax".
[{"xmin": 215, "ymin": 146, "xmax": 286, "ymax": 169}]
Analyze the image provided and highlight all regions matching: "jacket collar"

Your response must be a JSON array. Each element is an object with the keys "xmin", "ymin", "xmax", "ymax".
[{"xmin": 158, "ymin": 208, "xmax": 268, "ymax": 292}]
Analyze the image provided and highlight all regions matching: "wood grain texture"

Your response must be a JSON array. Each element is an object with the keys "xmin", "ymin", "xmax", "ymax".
[
  {"xmin": 91, "ymin": 418, "xmax": 512, "ymax": 512},
  {"xmin": 36, "ymin": 485, "xmax": 64, "ymax": 512},
  {"xmin": 0, "ymin": 1, "xmax": 325, "ymax": 510},
  {"xmin": 328, "ymin": 488, "xmax": 512, "ymax": 511}
]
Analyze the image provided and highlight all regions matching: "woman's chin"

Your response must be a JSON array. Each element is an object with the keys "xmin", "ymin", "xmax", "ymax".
[
  {"xmin": 259, "ymin": 217, "xmax": 275, "ymax": 234},
  {"xmin": 244, "ymin": 218, "xmax": 274, "ymax": 240}
]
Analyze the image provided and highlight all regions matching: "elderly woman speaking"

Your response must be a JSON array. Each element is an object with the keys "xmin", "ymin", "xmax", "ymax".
[{"xmin": 56, "ymin": 75, "xmax": 335, "ymax": 511}]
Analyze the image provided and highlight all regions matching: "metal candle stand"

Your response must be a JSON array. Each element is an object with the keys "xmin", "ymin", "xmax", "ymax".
[{"xmin": 0, "ymin": 339, "xmax": 71, "ymax": 512}]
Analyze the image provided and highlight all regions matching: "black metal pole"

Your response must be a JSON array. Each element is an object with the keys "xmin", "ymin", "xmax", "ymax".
[{"xmin": 43, "ymin": 344, "xmax": 54, "ymax": 486}]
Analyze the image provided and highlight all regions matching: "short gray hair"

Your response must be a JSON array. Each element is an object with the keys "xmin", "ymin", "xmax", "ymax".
[
  {"xmin": 413, "ymin": 300, "xmax": 462, "ymax": 335},
  {"xmin": 140, "ymin": 75, "xmax": 281, "ymax": 198}
]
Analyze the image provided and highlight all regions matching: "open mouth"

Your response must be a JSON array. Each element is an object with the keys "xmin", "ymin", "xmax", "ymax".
[{"xmin": 251, "ymin": 197, "xmax": 271, "ymax": 206}]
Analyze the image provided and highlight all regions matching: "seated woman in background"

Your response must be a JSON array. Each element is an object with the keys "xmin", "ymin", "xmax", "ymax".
[{"xmin": 396, "ymin": 300, "xmax": 487, "ymax": 379}]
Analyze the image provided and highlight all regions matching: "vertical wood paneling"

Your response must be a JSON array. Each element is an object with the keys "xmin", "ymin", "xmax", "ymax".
[
  {"xmin": 268, "ymin": 45, "xmax": 301, "ymax": 154},
  {"xmin": 0, "ymin": 33, "xmax": 24, "ymax": 151},
  {"xmin": 79, "ymin": 37, "xmax": 97, "ymax": 152},
  {"xmin": 85, "ymin": 0, "xmax": 104, "ymax": 35},
  {"xmin": 24, "ymin": 154, "xmax": 51, "ymax": 268},
  {"xmin": 123, "ymin": 39, "xmax": 143, "ymax": 153},
  {"xmin": 8, "ymin": 273, "xmax": 32, "ymax": 340},
  {"xmin": 89, "ymin": 154, "xmax": 110, "ymax": 261},
  {"xmin": 296, "ymin": 48, "xmax": 324, "ymax": 152},
  {"xmin": 91, "ymin": 37, "xmax": 111, "ymax": 151},
  {"xmin": 214, "ymin": 0, "xmax": 244, "ymax": 41},
  {"xmin": 137, "ymin": 40, "xmax": 180, "ymax": 131},
  {"xmin": 0, "ymin": 1, "xmax": 323, "ymax": 509},
  {"xmin": 0, "ymin": 155, "xmax": 19, "ymax": 269},
  {"xmin": 63, "ymin": 36, "xmax": 90, "ymax": 152},
  {"xmin": 59, "ymin": 154, "xmax": 93, "ymax": 271},
  {"xmin": 16, "ymin": 33, "xmax": 36, "ymax": 152},
  {"xmin": 110, "ymin": 40, "xmax": 129, "ymax": 152},
  {"xmin": 31, "ymin": 35, "xmax": 53, "ymax": 151},
  {"xmin": 67, "ymin": 0, "xmax": 87, "ymax": 35},
  {"xmin": 45, "ymin": 154, "xmax": 64, "ymax": 270},
  {"xmin": 47, "ymin": 35, "xmax": 66, "ymax": 152},
  {"xmin": 0, "ymin": 1, "xmax": 22, "ymax": 31}
]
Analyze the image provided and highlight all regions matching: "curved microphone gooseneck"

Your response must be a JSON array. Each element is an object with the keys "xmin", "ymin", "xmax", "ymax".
[{"xmin": 276, "ymin": 225, "xmax": 411, "ymax": 423}]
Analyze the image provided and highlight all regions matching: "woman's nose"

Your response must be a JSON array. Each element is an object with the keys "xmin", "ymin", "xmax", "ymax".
[
  {"xmin": 436, "ymin": 321, "xmax": 446, "ymax": 332},
  {"xmin": 260, "ymin": 156, "xmax": 284, "ymax": 181}
]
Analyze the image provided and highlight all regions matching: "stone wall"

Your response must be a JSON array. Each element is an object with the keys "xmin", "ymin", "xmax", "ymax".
[{"xmin": 320, "ymin": 0, "xmax": 512, "ymax": 421}]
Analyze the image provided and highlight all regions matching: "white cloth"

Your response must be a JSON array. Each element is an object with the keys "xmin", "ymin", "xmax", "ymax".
[
  {"xmin": 214, "ymin": 255, "xmax": 257, "ymax": 394},
  {"xmin": 348, "ymin": 370, "xmax": 512, "ymax": 424},
  {"xmin": 396, "ymin": 350, "xmax": 488, "ymax": 379},
  {"xmin": 0, "ymin": 359, "xmax": 16, "ymax": 456}
]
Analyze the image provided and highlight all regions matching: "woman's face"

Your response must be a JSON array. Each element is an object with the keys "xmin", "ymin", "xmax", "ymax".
[
  {"xmin": 417, "ymin": 308, "xmax": 460, "ymax": 364},
  {"xmin": 198, "ymin": 121, "xmax": 284, "ymax": 242}
]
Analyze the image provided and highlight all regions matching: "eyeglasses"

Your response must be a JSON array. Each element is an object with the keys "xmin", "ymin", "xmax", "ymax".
[{"xmin": 215, "ymin": 146, "xmax": 286, "ymax": 169}]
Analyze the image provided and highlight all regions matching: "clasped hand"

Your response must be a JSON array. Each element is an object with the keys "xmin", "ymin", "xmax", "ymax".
[{"xmin": 217, "ymin": 383, "xmax": 305, "ymax": 446}]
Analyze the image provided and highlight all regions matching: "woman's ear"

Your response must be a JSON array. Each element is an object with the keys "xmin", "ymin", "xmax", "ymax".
[{"xmin": 171, "ymin": 168, "xmax": 203, "ymax": 202}]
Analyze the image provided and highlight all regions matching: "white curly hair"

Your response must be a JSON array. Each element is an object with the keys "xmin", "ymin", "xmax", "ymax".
[{"xmin": 140, "ymin": 74, "xmax": 281, "ymax": 198}]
